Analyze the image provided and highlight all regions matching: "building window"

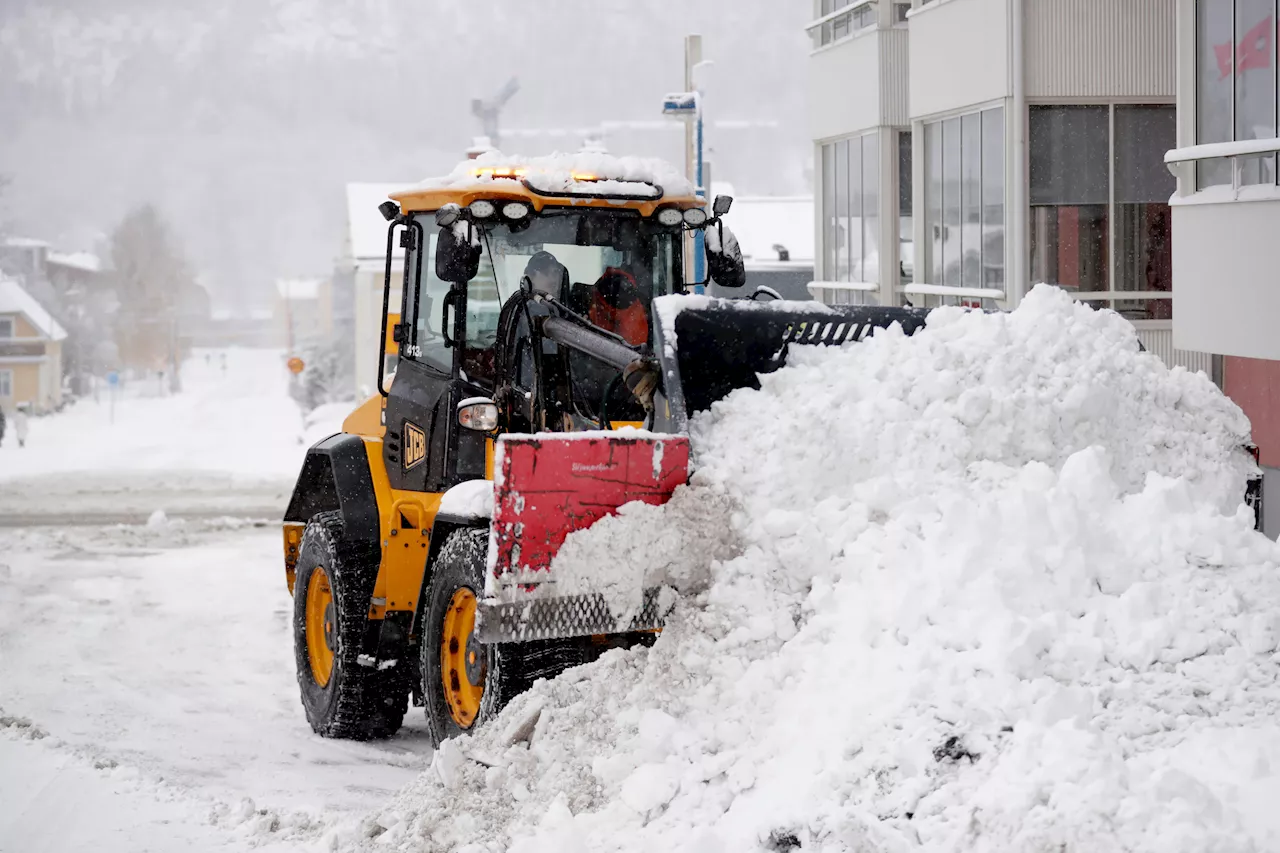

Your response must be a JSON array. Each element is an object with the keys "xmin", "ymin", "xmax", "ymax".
[
  {"xmin": 0, "ymin": 318, "xmax": 12, "ymax": 339},
  {"xmin": 0, "ymin": 369, "xmax": 10, "ymax": 399},
  {"xmin": 810, "ymin": 0, "xmax": 876, "ymax": 48},
  {"xmin": 893, "ymin": 1, "xmax": 911, "ymax": 23},
  {"xmin": 923, "ymin": 106, "xmax": 1005, "ymax": 294},
  {"xmin": 820, "ymin": 133, "xmax": 881, "ymax": 285},
  {"xmin": 1196, "ymin": 0, "xmax": 1278, "ymax": 188},
  {"xmin": 1029, "ymin": 104, "xmax": 1175, "ymax": 319}
]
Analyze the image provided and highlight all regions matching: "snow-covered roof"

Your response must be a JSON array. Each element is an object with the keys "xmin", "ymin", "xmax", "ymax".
[
  {"xmin": 276, "ymin": 278, "xmax": 322, "ymax": 300},
  {"xmin": 0, "ymin": 277, "xmax": 67, "ymax": 341},
  {"xmin": 346, "ymin": 183, "xmax": 409, "ymax": 261},
  {"xmin": 46, "ymin": 251, "xmax": 103, "ymax": 273},
  {"xmin": 721, "ymin": 195, "xmax": 815, "ymax": 268},
  {"xmin": 2, "ymin": 236, "xmax": 50, "ymax": 249}
]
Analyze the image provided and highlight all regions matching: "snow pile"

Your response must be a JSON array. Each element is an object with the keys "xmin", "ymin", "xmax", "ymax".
[
  {"xmin": 356, "ymin": 285, "xmax": 1280, "ymax": 852},
  {"xmin": 416, "ymin": 151, "xmax": 694, "ymax": 199}
]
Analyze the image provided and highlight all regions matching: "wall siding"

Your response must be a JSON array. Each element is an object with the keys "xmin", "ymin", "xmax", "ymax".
[
  {"xmin": 909, "ymin": 0, "xmax": 1010, "ymax": 119},
  {"xmin": 1026, "ymin": 0, "xmax": 1175, "ymax": 98},
  {"xmin": 809, "ymin": 33, "xmax": 882, "ymax": 140},
  {"xmin": 879, "ymin": 28, "xmax": 910, "ymax": 126}
]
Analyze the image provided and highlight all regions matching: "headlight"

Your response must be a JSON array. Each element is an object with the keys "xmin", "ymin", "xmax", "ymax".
[
  {"xmin": 682, "ymin": 208, "xmax": 708, "ymax": 227},
  {"xmin": 468, "ymin": 200, "xmax": 496, "ymax": 218},
  {"xmin": 656, "ymin": 207, "xmax": 684, "ymax": 227},
  {"xmin": 457, "ymin": 398, "xmax": 499, "ymax": 432},
  {"xmin": 502, "ymin": 202, "xmax": 531, "ymax": 220}
]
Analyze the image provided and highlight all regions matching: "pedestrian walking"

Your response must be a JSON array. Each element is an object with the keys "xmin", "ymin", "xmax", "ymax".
[{"xmin": 13, "ymin": 405, "xmax": 29, "ymax": 448}]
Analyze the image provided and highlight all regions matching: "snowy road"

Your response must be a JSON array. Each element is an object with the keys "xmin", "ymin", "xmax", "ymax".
[
  {"xmin": 0, "ymin": 350, "xmax": 407, "ymax": 851},
  {"xmin": 0, "ymin": 521, "xmax": 432, "ymax": 851}
]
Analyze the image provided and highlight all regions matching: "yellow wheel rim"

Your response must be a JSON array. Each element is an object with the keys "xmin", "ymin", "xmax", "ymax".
[
  {"xmin": 441, "ymin": 587, "xmax": 485, "ymax": 728},
  {"xmin": 305, "ymin": 567, "xmax": 336, "ymax": 688}
]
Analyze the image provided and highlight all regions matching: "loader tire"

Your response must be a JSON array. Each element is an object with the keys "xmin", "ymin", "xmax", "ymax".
[
  {"xmin": 421, "ymin": 527, "xmax": 589, "ymax": 747},
  {"xmin": 293, "ymin": 511, "xmax": 407, "ymax": 740}
]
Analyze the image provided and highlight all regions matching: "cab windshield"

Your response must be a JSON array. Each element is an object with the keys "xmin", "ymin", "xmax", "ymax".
[{"xmin": 408, "ymin": 208, "xmax": 681, "ymax": 387}]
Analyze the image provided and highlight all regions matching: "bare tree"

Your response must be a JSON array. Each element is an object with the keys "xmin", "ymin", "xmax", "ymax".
[{"xmin": 108, "ymin": 205, "xmax": 195, "ymax": 389}]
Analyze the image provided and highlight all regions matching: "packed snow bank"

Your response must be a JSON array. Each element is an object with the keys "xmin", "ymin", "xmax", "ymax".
[{"xmin": 357, "ymin": 285, "xmax": 1280, "ymax": 853}]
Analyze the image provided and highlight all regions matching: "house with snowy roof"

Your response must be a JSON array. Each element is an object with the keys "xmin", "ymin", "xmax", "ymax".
[{"xmin": 0, "ymin": 277, "xmax": 67, "ymax": 413}]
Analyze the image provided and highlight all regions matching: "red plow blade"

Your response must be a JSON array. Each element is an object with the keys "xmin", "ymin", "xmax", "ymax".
[{"xmin": 477, "ymin": 432, "xmax": 689, "ymax": 642}]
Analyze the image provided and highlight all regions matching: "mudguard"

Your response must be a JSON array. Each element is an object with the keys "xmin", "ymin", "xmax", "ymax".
[{"xmin": 284, "ymin": 433, "xmax": 381, "ymax": 549}]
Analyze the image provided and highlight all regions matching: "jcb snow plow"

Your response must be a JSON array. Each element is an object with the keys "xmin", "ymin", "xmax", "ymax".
[{"xmin": 282, "ymin": 154, "xmax": 929, "ymax": 745}]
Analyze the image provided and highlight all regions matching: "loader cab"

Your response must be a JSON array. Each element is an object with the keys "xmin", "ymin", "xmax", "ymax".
[{"xmin": 379, "ymin": 192, "xmax": 693, "ymax": 492}]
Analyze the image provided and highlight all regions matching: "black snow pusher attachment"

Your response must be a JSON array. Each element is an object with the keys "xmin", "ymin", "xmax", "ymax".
[
  {"xmin": 479, "ymin": 298, "xmax": 932, "ymax": 643},
  {"xmin": 648, "ymin": 298, "xmax": 931, "ymax": 432}
]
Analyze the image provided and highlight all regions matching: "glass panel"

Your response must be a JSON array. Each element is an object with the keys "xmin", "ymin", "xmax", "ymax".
[
  {"xmin": 1029, "ymin": 205, "xmax": 1109, "ymax": 292},
  {"xmin": 961, "ymin": 113, "xmax": 982, "ymax": 289},
  {"xmin": 822, "ymin": 143, "xmax": 837, "ymax": 280},
  {"xmin": 1236, "ymin": 0, "xmax": 1277, "ymax": 184},
  {"xmin": 1029, "ymin": 106, "xmax": 1109, "ymax": 205},
  {"xmin": 1115, "ymin": 106, "xmax": 1177, "ymax": 204},
  {"xmin": 1197, "ymin": 0, "xmax": 1235, "ymax": 188},
  {"xmin": 899, "ymin": 131, "xmax": 913, "ymax": 286},
  {"xmin": 835, "ymin": 139, "xmax": 851, "ymax": 281},
  {"xmin": 942, "ymin": 117, "xmax": 962, "ymax": 287},
  {"xmin": 894, "ymin": 1, "xmax": 911, "ymax": 23},
  {"xmin": 1114, "ymin": 105, "xmax": 1174, "ymax": 316},
  {"xmin": 926, "ymin": 121, "xmax": 943, "ymax": 286},
  {"xmin": 862, "ymin": 133, "xmax": 880, "ymax": 284},
  {"xmin": 981, "ymin": 108, "xmax": 1005, "ymax": 290},
  {"xmin": 847, "ymin": 137, "xmax": 862, "ymax": 281}
]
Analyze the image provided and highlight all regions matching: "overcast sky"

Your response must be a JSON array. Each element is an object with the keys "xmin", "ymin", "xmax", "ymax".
[{"xmin": 0, "ymin": 1, "xmax": 811, "ymax": 308}]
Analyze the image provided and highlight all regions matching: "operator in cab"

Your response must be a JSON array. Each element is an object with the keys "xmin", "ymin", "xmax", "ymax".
[{"xmin": 588, "ymin": 267, "xmax": 648, "ymax": 347}]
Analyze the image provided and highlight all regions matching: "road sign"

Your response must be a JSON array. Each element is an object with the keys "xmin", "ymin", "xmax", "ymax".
[
  {"xmin": 287, "ymin": 357, "xmax": 305, "ymax": 375},
  {"xmin": 662, "ymin": 92, "xmax": 698, "ymax": 117},
  {"xmin": 106, "ymin": 371, "xmax": 119, "ymax": 388}
]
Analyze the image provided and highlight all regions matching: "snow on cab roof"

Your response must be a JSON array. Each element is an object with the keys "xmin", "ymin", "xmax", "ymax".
[
  {"xmin": 408, "ymin": 151, "xmax": 696, "ymax": 200},
  {"xmin": 0, "ymin": 277, "xmax": 67, "ymax": 341}
]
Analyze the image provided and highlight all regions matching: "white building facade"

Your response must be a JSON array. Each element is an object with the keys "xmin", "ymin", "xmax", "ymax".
[
  {"xmin": 809, "ymin": 0, "xmax": 1202, "ymax": 373},
  {"xmin": 1167, "ymin": 0, "xmax": 1280, "ymax": 534}
]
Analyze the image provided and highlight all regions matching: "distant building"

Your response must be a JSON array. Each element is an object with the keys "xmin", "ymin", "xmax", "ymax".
[
  {"xmin": 0, "ymin": 277, "xmax": 66, "ymax": 413},
  {"xmin": 274, "ymin": 278, "xmax": 333, "ymax": 352}
]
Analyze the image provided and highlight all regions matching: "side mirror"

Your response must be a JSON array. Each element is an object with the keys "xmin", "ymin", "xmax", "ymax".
[
  {"xmin": 706, "ymin": 223, "xmax": 746, "ymax": 289},
  {"xmin": 712, "ymin": 195, "xmax": 733, "ymax": 217},
  {"xmin": 436, "ymin": 222, "xmax": 481, "ymax": 284}
]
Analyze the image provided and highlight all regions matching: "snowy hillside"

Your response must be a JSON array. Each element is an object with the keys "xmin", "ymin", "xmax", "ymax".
[
  {"xmin": 349, "ymin": 288, "xmax": 1280, "ymax": 853},
  {"xmin": 0, "ymin": 0, "xmax": 811, "ymax": 305}
]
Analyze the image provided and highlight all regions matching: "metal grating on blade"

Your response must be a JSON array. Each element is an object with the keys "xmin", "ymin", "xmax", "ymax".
[{"xmin": 477, "ymin": 587, "xmax": 673, "ymax": 643}]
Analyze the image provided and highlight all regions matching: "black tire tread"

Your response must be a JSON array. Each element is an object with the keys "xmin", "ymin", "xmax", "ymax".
[{"xmin": 294, "ymin": 511, "xmax": 407, "ymax": 740}]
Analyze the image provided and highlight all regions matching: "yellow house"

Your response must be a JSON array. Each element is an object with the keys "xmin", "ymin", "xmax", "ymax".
[{"xmin": 0, "ymin": 277, "xmax": 66, "ymax": 413}]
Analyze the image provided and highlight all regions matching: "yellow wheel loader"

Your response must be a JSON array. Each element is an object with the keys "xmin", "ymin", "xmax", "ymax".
[{"xmin": 282, "ymin": 157, "xmax": 931, "ymax": 744}]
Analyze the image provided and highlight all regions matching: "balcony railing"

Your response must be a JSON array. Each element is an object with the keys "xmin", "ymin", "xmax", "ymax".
[
  {"xmin": 805, "ymin": 0, "xmax": 877, "ymax": 48},
  {"xmin": 1165, "ymin": 137, "xmax": 1280, "ymax": 192},
  {"xmin": 806, "ymin": 280, "xmax": 878, "ymax": 304}
]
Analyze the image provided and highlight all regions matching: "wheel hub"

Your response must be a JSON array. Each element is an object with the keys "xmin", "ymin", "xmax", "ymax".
[
  {"xmin": 305, "ymin": 566, "xmax": 336, "ymax": 688},
  {"xmin": 441, "ymin": 587, "xmax": 485, "ymax": 728}
]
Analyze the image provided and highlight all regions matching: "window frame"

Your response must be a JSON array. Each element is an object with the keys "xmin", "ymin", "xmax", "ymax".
[
  {"xmin": 1194, "ymin": 0, "xmax": 1280, "ymax": 188},
  {"xmin": 1027, "ymin": 101, "xmax": 1177, "ymax": 309},
  {"xmin": 819, "ymin": 129, "xmax": 883, "ymax": 289},
  {"xmin": 0, "ymin": 317, "xmax": 13, "ymax": 339},
  {"xmin": 0, "ymin": 368, "xmax": 11, "ymax": 398},
  {"xmin": 921, "ymin": 104, "xmax": 1006, "ymax": 301}
]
